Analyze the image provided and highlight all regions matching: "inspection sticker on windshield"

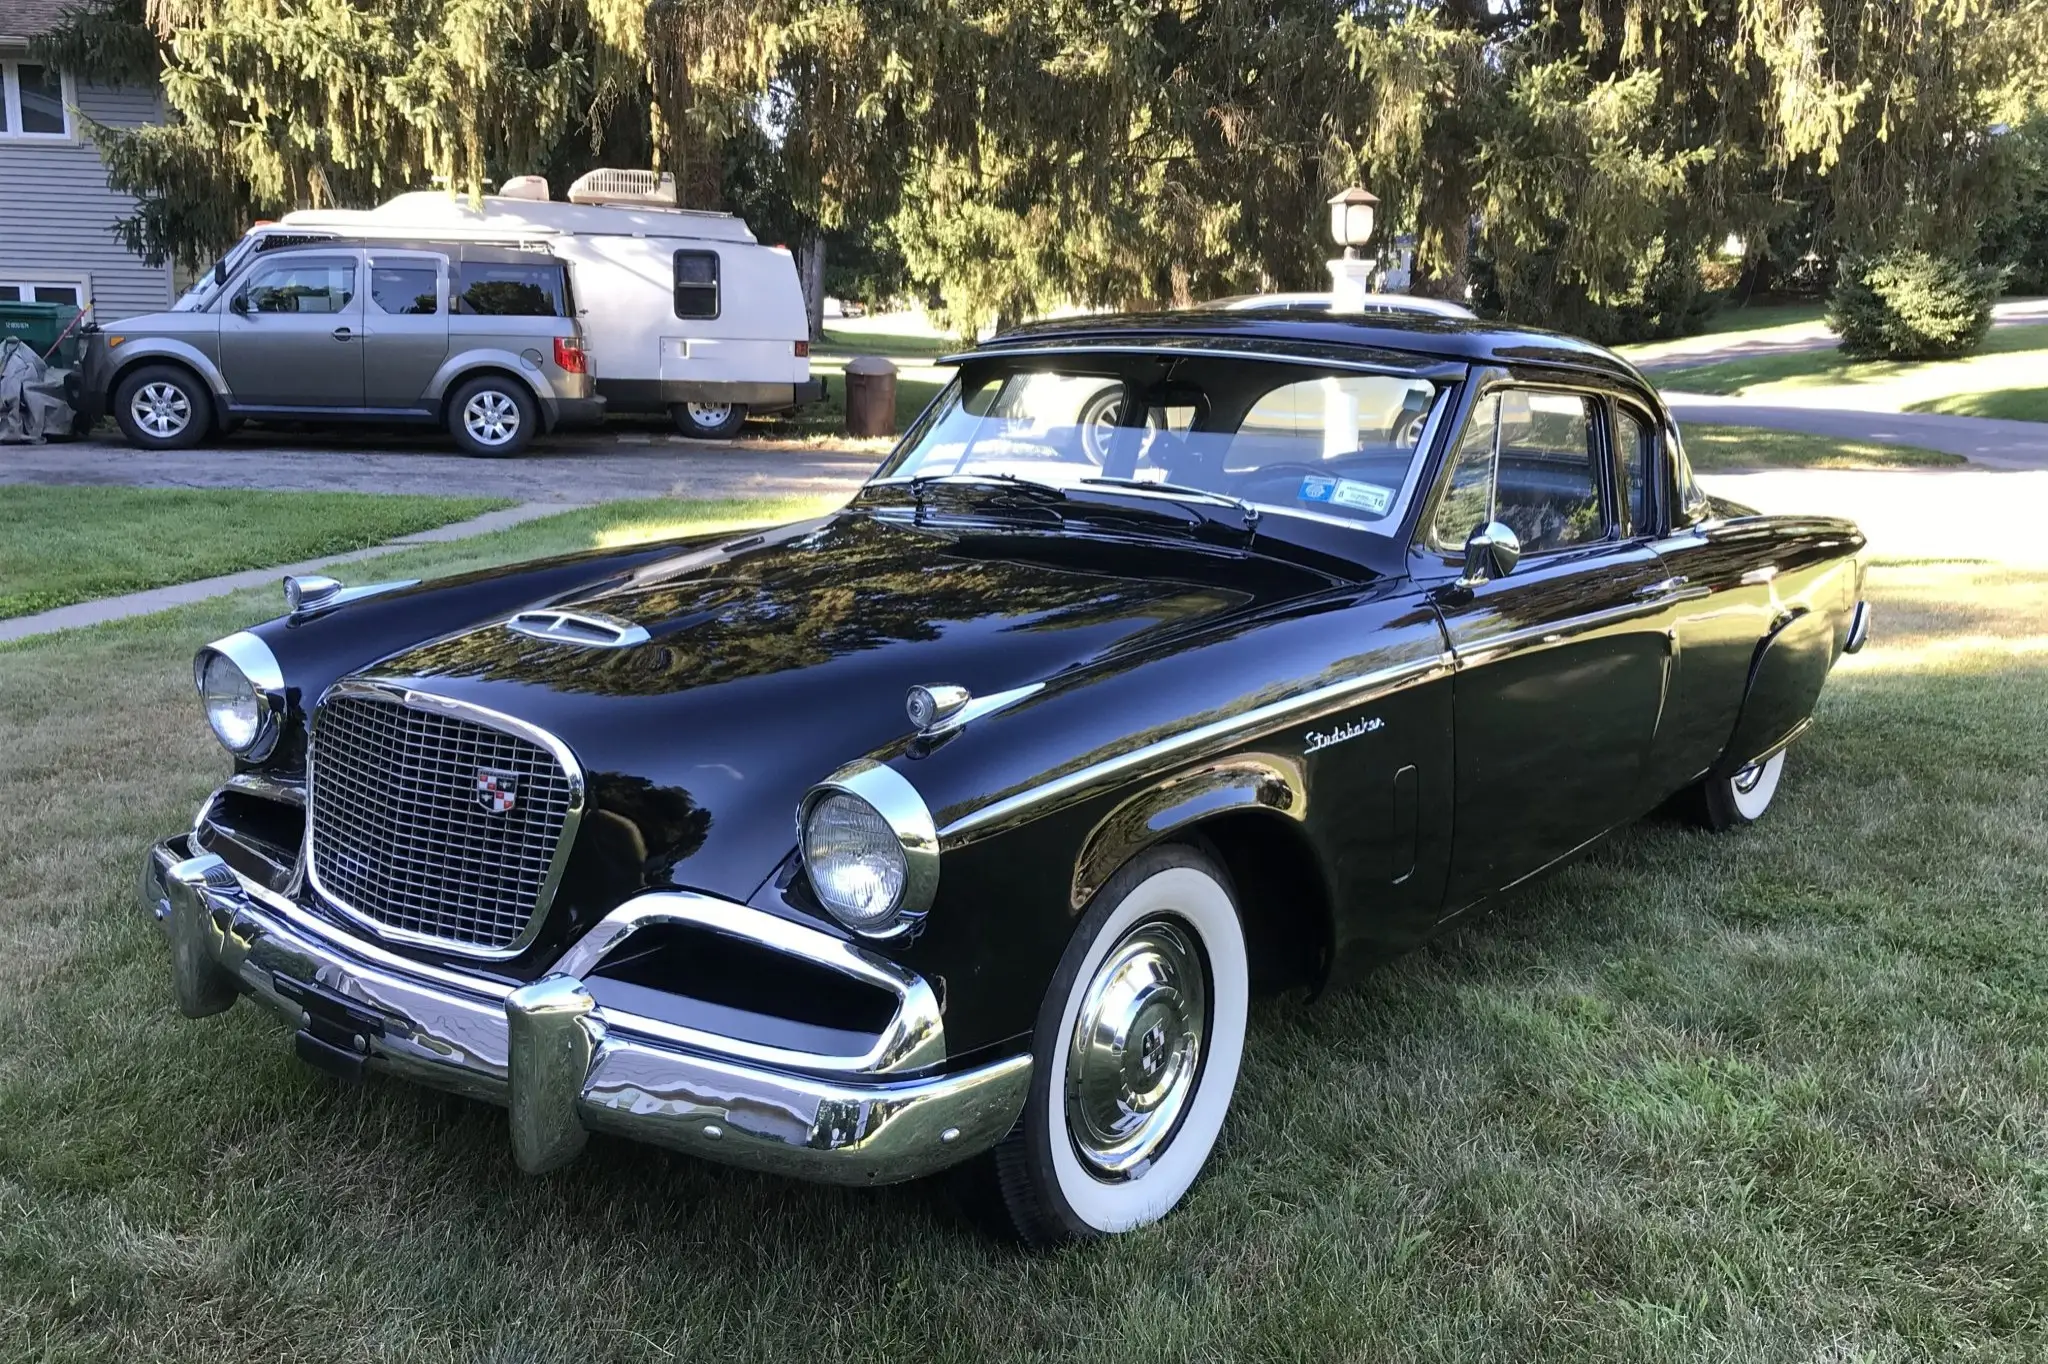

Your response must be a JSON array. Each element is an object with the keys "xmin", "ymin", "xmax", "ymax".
[{"xmin": 1298, "ymin": 475, "xmax": 1394, "ymax": 516}]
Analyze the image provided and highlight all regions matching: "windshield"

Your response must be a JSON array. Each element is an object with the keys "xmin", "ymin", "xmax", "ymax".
[{"xmin": 875, "ymin": 357, "xmax": 1445, "ymax": 532}]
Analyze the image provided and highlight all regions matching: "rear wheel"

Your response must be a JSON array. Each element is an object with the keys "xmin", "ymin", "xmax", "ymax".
[
  {"xmin": 970, "ymin": 843, "xmax": 1248, "ymax": 1246},
  {"xmin": 671, "ymin": 401, "xmax": 748, "ymax": 439},
  {"xmin": 448, "ymin": 376, "xmax": 535, "ymax": 457},
  {"xmin": 1690, "ymin": 749, "xmax": 1787, "ymax": 831},
  {"xmin": 112, "ymin": 364, "xmax": 212, "ymax": 450}
]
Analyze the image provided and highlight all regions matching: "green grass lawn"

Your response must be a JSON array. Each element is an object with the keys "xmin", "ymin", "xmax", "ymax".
[
  {"xmin": 0, "ymin": 487, "xmax": 512, "ymax": 620},
  {"xmin": 1655, "ymin": 324, "xmax": 2048, "ymax": 413},
  {"xmin": 1680, "ymin": 423, "xmax": 1965, "ymax": 471},
  {"xmin": 3, "ymin": 488, "xmax": 2045, "ymax": 1359}
]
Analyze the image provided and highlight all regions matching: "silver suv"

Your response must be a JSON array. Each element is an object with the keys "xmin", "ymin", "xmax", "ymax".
[{"xmin": 86, "ymin": 240, "xmax": 602, "ymax": 457}]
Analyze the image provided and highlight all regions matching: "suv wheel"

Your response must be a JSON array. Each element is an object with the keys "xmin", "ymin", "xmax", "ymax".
[
  {"xmin": 449, "ymin": 376, "xmax": 536, "ymax": 457},
  {"xmin": 670, "ymin": 401, "xmax": 748, "ymax": 440},
  {"xmin": 113, "ymin": 364, "xmax": 212, "ymax": 450}
]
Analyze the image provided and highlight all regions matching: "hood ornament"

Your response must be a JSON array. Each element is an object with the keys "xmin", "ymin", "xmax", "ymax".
[{"xmin": 906, "ymin": 682, "xmax": 1046, "ymax": 736}]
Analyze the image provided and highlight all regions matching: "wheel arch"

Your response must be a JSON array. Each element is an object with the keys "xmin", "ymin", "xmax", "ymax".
[
  {"xmin": 1070, "ymin": 756, "xmax": 1333, "ymax": 995},
  {"xmin": 107, "ymin": 345, "xmax": 226, "ymax": 406},
  {"xmin": 430, "ymin": 357, "xmax": 556, "ymax": 429}
]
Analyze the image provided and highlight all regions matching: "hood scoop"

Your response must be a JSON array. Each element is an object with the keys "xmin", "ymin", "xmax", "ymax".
[{"xmin": 505, "ymin": 608, "xmax": 651, "ymax": 650}]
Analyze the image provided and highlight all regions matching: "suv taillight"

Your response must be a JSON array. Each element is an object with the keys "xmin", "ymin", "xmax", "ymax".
[{"xmin": 553, "ymin": 336, "xmax": 587, "ymax": 374}]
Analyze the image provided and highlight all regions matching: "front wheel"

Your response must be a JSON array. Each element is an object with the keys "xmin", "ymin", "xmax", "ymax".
[
  {"xmin": 670, "ymin": 401, "xmax": 748, "ymax": 439},
  {"xmin": 112, "ymin": 364, "xmax": 212, "ymax": 450},
  {"xmin": 1690, "ymin": 748, "xmax": 1787, "ymax": 831},
  {"xmin": 974, "ymin": 843, "xmax": 1248, "ymax": 1246}
]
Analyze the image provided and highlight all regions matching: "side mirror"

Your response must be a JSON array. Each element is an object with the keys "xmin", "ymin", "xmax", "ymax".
[
  {"xmin": 228, "ymin": 293, "xmax": 249, "ymax": 315},
  {"xmin": 213, "ymin": 259, "xmax": 227, "ymax": 286},
  {"xmin": 1461, "ymin": 521, "xmax": 1521, "ymax": 585}
]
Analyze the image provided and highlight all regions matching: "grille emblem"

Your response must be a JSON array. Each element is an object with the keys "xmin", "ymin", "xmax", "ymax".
[{"xmin": 476, "ymin": 767, "xmax": 520, "ymax": 813}]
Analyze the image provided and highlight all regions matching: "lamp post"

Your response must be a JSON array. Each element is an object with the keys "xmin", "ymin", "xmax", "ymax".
[{"xmin": 1326, "ymin": 186, "xmax": 1380, "ymax": 314}]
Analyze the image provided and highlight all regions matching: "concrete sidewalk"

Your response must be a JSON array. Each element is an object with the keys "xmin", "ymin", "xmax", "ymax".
[{"xmin": 0, "ymin": 501, "xmax": 580, "ymax": 644}]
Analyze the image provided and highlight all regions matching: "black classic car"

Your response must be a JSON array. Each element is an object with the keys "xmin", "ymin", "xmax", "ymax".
[{"xmin": 143, "ymin": 311, "xmax": 1870, "ymax": 1245}]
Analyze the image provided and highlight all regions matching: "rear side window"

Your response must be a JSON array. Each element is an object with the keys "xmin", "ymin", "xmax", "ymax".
[
  {"xmin": 371, "ymin": 264, "xmax": 440, "ymax": 315},
  {"xmin": 674, "ymin": 250, "xmax": 720, "ymax": 319},
  {"xmin": 455, "ymin": 261, "xmax": 565, "ymax": 317}
]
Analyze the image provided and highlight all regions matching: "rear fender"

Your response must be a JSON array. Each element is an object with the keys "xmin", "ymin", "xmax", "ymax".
[{"xmin": 1722, "ymin": 608, "xmax": 1834, "ymax": 770}]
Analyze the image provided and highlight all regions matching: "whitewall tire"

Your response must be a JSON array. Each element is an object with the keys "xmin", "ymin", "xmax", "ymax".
[
  {"xmin": 1694, "ymin": 748, "xmax": 1787, "ymax": 830},
  {"xmin": 981, "ymin": 843, "xmax": 1248, "ymax": 1245}
]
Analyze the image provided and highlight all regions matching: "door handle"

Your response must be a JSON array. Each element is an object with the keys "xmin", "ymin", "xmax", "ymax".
[
  {"xmin": 1633, "ymin": 575, "xmax": 1688, "ymax": 601},
  {"xmin": 332, "ymin": 327, "xmax": 353, "ymax": 341}
]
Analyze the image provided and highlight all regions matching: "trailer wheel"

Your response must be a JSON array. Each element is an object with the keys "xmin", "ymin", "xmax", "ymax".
[{"xmin": 671, "ymin": 401, "xmax": 748, "ymax": 440}]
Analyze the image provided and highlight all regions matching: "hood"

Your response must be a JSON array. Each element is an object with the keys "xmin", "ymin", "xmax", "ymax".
[{"xmin": 355, "ymin": 510, "xmax": 1341, "ymax": 920}]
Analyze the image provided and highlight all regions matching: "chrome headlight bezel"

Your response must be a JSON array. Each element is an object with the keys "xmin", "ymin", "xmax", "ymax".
[
  {"xmin": 796, "ymin": 759, "xmax": 939, "ymax": 939},
  {"xmin": 193, "ymin": 631, "xmax": 287, "ymax": 761}
]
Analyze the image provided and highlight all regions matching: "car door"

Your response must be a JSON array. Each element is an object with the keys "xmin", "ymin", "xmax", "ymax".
[
  {"xmin": 1629, "ymin": 407, "xmax": 1783, "ymax": 796},
  {"xmin": 216, "ymin": 251, "xmax": 365, "ymax": 409},
  {"xmin": 1426, "ymin": 381, "xmax": 1674, "ymax": 911},
  {"xmin": 360, "ymin": 250, "xmax": 449, "ymax": 412}
]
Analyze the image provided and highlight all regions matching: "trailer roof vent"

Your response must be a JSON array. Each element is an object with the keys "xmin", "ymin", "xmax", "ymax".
[
  {"xmin": 567, "ymin": 168, "xmax": 679, "ymax": 208},
  {"xmin": 498, "ymin": 175, "xmax": 551, "ymax": 201}
]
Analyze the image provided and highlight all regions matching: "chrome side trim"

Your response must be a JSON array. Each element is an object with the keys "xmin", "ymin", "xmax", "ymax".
[
  {"xmin": 303, "ymin": 679, "xmax": 587, "ymax": 961},
  {"xmin": 558, "ymin": 892, "xmax": 946, "ymax": 1074},
  {"xmin": 798, "ymin": 759, "xmax": 942, "ymax": 940},
  {"xmin": 937, "ymin": 340, "xmax": 1468, "ymax": 382},
  {"xmin": 288, "ymin": 577, "xmax": 420, "ymax": 617},
  {"xmin": 1450, "ymin": 597, "xmax": 1699, "ymax": 667},
  {"xmin": 938, "ymin": 652, "xmax": 1453, "ymax": 841},
  {"xmin": 924, "ymin": 681, "xmax": 1045, "ymax": 736}
]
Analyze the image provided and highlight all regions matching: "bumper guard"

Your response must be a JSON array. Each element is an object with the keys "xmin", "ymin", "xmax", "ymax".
[{"xmin": 142, "ymin": 837, "xmax": 1029, "ymax": 1184}]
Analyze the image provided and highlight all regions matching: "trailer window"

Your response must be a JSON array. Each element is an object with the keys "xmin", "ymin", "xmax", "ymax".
[
  {"xmin": 455, "ymin": 261, "xmax": 566, "ymax": 317},
  {"xmin": 674, "ymin": 250, "xmax": 720, "ymax": 319}
]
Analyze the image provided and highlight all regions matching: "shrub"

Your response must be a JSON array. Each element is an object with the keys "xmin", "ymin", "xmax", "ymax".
[{"xmin": 1827, "ymin": 250, "xmax": 2005, "ymax": 360}]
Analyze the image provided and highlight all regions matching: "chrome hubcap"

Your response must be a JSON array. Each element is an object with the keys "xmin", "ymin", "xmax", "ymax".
[
  {"xmin": 132, "ymin": 382, "xmax": 191, "ymax": 438},
  {"xmin": 1733, "ymin": 761, "xmax": 1765, "ymax": 794},
  {"xmin": 1065, "ymin": 918, "xmax": 1207, "ymax": 1179},
  {"xmin": 686, "ymin": 402, "xmax": 732, "ymax": 427},
  {"xmin": 464, "ymin": 391, "xmax": 521, "ymax": 446}
]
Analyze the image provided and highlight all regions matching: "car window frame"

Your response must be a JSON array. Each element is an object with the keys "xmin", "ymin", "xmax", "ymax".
[
  {"xmin": 1610, "ymin": 398, "xmax": 1666, "ymax": 539},
  {"xmin": 224, "ymin": 250, "xmax": 362, "ymax": 316},
  {"xmin": 366, "ymin": 250, "xmax": 447, "ymax": 317},
  {"xmin": 1420, "ymin": 374, "xmax": 1617, "ymax": 562}
]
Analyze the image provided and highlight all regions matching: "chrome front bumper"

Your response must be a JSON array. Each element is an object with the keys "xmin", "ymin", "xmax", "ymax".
[{"xmin": 141, "ymin": 837, "xmax": 1029, "ymax": 1184}]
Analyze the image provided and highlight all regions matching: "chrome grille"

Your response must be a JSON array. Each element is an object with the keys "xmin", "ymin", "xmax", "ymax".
[{"xmin": 308, "ymin": 688, "xmax": 579, "ymax": 955}]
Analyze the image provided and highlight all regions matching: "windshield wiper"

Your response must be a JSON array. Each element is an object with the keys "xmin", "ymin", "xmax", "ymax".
[
  {"xmin": 909, "ymin": 472, "xmax": 1067, "ymax": 501},
  {"xmin": 1078, "ymin": 477, "xmax": 1259, "ymax": 524}
]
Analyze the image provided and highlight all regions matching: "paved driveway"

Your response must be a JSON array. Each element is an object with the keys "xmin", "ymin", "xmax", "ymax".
[{"xmin": 1, "ymin": 431, "xmax": 881, "ymax": 503}]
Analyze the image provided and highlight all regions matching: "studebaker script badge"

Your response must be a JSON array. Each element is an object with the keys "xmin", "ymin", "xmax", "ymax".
[
  {"xmin": 1304, "ymin": 715, "xmax": 1385, "ymax": 753},
  {"xmin": 476, "ymin": 768, "xmax": 520, "ymax": 814}
]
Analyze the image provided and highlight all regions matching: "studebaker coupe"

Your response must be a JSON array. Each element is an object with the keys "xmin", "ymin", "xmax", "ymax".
[{"xmin": 143, "ymin": 311, "xmax": 1870, "ymax": 1245}]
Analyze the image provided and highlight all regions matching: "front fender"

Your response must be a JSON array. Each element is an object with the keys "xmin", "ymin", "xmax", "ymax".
[
  {"xmin": 1070, "ymin": 753, "xmax": 1307, "ymax": 910},
  {"xmin": 103, "ymin": 337, "xmax": 229, "ymax": 400}
]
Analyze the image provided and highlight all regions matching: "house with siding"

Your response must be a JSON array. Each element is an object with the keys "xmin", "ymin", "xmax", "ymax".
[{"xmin": 1, "ymin": 0, "xmax": 174, "ymax": 319}]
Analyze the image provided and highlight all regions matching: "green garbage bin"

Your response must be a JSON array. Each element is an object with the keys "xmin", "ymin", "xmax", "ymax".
[{"xmin": 0, "ymin": 301, "xmax": 86, "ymax": 370}]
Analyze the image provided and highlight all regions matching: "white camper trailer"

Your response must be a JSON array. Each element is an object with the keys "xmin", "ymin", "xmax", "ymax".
[{"xmin": 178, "ymin": 171, "xmax": 818, "ymax": 438}]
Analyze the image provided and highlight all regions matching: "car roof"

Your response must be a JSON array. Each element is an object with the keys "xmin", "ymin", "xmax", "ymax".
[
  {"xmin": 1199, "ymin": 291, "xmax": 1477, "ymax": 319},
  {"xmin": 255, "ymin": 235, "xmax": 564, "ymax": 268},
  {"xmin": 958, "ymin": 308, "xmax": 1648, "ymax": 389}
]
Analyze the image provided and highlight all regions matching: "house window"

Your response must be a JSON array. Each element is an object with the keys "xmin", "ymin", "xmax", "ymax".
[
  {"xmin": 0, "ymin": 281, "xmax": 84, "ymax": 307},
  {"xmin": 1, "ymin": 63, "xmax": 75, "ymax": 140}
]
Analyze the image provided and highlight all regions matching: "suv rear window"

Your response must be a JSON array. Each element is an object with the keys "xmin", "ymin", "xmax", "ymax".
[{"xmin": 455, "ymin": 260, "xmax": 566, "ymax": 317}]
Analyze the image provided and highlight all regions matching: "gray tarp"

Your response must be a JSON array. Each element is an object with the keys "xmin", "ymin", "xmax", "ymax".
[{"xmin": 0, "ymin": 338, "xmax": 78, "ymax": 443}]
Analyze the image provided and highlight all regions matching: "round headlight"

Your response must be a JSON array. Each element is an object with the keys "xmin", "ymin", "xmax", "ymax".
[
  {"xmin": 802, "ymin": 792, "xmax": 909, "ymax": 931},
  {"xmin": 200, "ymin": 651, "xmax": 267, "ymax": 753}
]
